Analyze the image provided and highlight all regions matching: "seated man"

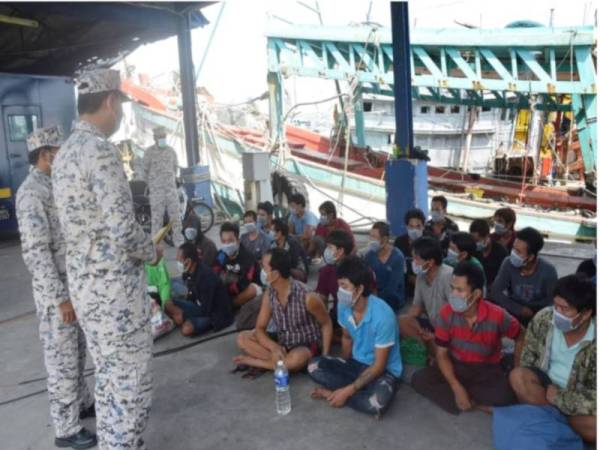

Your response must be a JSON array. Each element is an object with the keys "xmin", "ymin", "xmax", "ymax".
[
  {"xmin": 470, "ymin": 218, "xmax": 508, "ymax": 291},
  {"xmin": 240, "ymin": 210, "xmax": 271, "ymax": 262},
  {"xmin": 288, "ymin": 193, "xmax": 318, "ymax": 252},
  {"xmin": 165, "ymin": 243, "xmax": 234, "ymax": 336},
  {"xmin": 509, "ymin": 274, "xmax": 596, "ymax": 443},
  {"xmin": 364, "ymin": 221, "xmax": 405, "ymax": 313},
  {"xmin": 492, "ymin": 227, "xmax": 558, "ymax": 324},
  {"xmin": 310, "ymin": 200, "xmax": 355, "ymax": 258},
  {"xmin": 412, "ymin": 261, "xmax": 524, "ymax": 415},
  {"xmin": 394, "ymin": 208, "xmax": 428, "ymax": 298},
  {"xmin": 491, "ymin": 207, "xmax": 517, "ymax": 251},
  {"xmin": 271, "ymin": 218, "xmax": 309, "ymax": 283},
  {"xmin": 234, "ymin": 248, "xmax": 332, "ymax": 372},
  {"xmin": 213, "ymin": 222, "xmax": 260, "ymax": 308},
  {"xmin": 308, "ymin": 256, "xmax": 403, "ymax": 417},
  {"xmin": 399, "ymin": 237, "xmax": 452, "ymax": 356},
  {"xmin": 316, "ymin": 230, "xmax": 355, "ymax": 329},
  {"xmin": 257, "ymin": 200, "xmax": 275, "ymax": 239},
  {"xmin": 425, "ymin": 195, "xmax": 459, "ymax": 256},
  {"xmin": 183, "ymin": 224, "xmax": 218, "ymax": 266}
]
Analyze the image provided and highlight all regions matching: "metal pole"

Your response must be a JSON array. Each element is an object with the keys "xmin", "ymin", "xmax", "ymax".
[
  {"xmin": 177, "ymin": 11, "xmax": 199, "ymax": 167},
  {"xmin": 390, "ymin": 1, "xmax": 414, "ymax": 157}
]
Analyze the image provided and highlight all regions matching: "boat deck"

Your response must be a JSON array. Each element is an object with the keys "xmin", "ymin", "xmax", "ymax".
[{"xmin": 0, "ymin": 230, "xmax": 592, "ymax": 450}]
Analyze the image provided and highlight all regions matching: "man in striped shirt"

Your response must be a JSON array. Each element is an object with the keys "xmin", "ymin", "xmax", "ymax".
[{"xmin": 412, "ymin": 261, "xmax": 524, "ymax": 415}]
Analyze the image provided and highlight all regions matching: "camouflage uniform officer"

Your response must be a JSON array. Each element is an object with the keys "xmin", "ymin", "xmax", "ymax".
[
  {"xmin": 52, "ymin": 69, "xmax": 162, "ymax": 450},
  {"xmin": 143, "ymin": 125, "xmax": 183, "ymax": 246},
  {"xmin": 16, "ymin": 126, "xmax": 97, "ymax": 450}
]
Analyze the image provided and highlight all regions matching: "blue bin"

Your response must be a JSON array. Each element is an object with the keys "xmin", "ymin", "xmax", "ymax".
[{"xmin": 180, "ymin": 165, "xmax": 213, "ymax": 208}]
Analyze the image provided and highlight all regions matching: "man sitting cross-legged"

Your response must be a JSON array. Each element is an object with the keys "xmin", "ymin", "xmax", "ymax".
[
  {"xmin": 234, "ymin": 248, "xmax": 332, "ymax": 372},
  {"xmin": 509, "ymin": 274, "xmax": 596, "ymax": 444},
  {"xmin": 411, "ymin": 261, "xmax": 524, "ymax": 415},
  {"xmin": 308, "ymin": 255, "xmax": 403, "ymax": 417}
]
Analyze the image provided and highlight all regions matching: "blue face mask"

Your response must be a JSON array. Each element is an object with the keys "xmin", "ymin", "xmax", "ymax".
[
  {"xmin": 445, "ymin": 248, "xmax": 460, "ymax": 266},
  {"xmin": 476, "ymin": 240, "xmax": 487, "ymax": 252},
  {"xmin": 553, "ymin": 309, "xmax": 582, "ymax": 332},
  {"xmin": 494, "ymin": 223, "xmax": 507, "ymax": 235},
  {"xmin": 323, "ymin": 247, "xmax": 337, "ymax": 265},
  {"xmin": 449, "ymin": 294, "xmax": 474, "ymax": 314},
  {"xmin": 222, "ymin": 242, "xmax": 239, "ymax": 257},
  {"xmin": 367, "ymin": 239, "xmax": 381, "ymax": 253},
  {"xmin": 157, "ymin": 138, "xmax": 167, "ymax": 148},
  {"xmin": 337, "ymin": 287, "xmax": 357, "ymax": 308},
  {"xmin": 412, "ymin": 260, "xmax": 429, "ymax": 275},
  {"xmin": 509, "ymin": 249, "xmax": 525, "ymax": 268},
  {"xmin": 241, "ymin": 222, "xmax": 257, "ymax": 235},
  {"xmin": 431, "ymin": 210, "xmax": 444, "ymax": 223},
  {"xmin": 407, "ymin": 228, "xmax": 423, "ymax": 241}
]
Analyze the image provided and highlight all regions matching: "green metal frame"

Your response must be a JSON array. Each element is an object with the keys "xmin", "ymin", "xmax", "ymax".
[{"xmin": 266, "ymin": 24, "xmax": 597, "ymax": 172}]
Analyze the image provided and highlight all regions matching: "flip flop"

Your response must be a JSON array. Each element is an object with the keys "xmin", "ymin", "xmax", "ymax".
[
  {"xmin": 230, "ymin": 364, "xmax": 250, "ymax": 374},
  {"xmin": 242, "ymin": 367, "xmax": 267, "ymax": 380}
]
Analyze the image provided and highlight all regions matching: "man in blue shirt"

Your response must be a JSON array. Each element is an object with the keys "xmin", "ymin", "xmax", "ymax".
[
  {"xmin": 288, "ymin": 193, "xmax": 318, "ymax": 253},
  {"xmin": 363, "ymin": 221, "xmax": 406, "ymax": 312},
  {"xmin": 308, "ymin": 255, "xmax": 403, "ymax": 417}
]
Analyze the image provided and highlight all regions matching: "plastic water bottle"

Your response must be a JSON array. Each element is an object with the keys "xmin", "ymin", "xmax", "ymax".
[{"xmin": 274, "ymin": 360, "xmax": 291, "ymax": 415}]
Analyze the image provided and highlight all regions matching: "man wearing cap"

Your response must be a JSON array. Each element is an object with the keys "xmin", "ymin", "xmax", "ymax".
[
  {"xmin": 143, "ymin": 125, "xmax": 183, "ymax": 247},
  {"xmin": 16, "ymin": 126, "xmax": 97, "ymax": 449},
  {"xmin": 52, "ymin": 69, "xmax": 162, "ymax": 450}
]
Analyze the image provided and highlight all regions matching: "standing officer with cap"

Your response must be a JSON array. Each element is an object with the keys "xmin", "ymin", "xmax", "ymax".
[
  {"xmin": 52, "ymin": 69, "xmax": 162, "ymax": 450},
  {"xmin": 16, "ymin": 125, "xmax": 96, "ymax": 449},
  {"xmin": 143, "ymin": 125, "xmax": 183, "ymax": 247}
]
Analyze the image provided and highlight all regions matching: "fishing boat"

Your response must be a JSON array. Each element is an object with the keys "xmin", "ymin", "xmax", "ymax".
[{"xmin": 119, "ymin": 87, "xmax": 596, "ymax": 242}]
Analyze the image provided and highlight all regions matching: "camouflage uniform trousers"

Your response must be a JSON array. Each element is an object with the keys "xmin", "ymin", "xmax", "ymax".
[
  {"xmin": 84, "ymin": 326, "xmax": 153, "ymax": 450},
  {"xmin": 149, "ymin": 185, "xmax": 183, "ymax": 247},
  {"xmin": 38, "ymin": 304, "xmax": 94, "ymax": 438}
]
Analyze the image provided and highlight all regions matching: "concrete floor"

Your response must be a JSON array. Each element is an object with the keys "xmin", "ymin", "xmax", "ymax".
[{"xmin": 0, "ymin": 227, "xmax": 593, "ymax": 450}]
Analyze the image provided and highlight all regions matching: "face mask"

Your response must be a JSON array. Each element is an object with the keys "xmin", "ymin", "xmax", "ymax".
[
  {"xmin": 184, "ymin": 227, "xmax": 198, "ymax": 241},
  {"xmin": 337, "ymin": 287, "xmax": 357, "ymax": 308},
  {"xmin": 412, "ymin": 260, "xmax": 429, "ymax": 275},
  {"xmin": 241, "ymin": 223, "xmax": 257, "ymax": 235},
  {"xmin": 176, "ymin": 261, "xmax": 186, "ymax": 273},
  {"xmin": 446, "ymin": 248, "xmax": 460, "ymax": 265},
  {"xmin": 509, "ymin": 249, "xmax": 525, "ymax": 268},
  {"xmin": 323, "ymin": 247, "xmax": 337, "ymax": 265},
  {"xmin": 476, "ymin": 240, "xmax": 487, "ymax": 252},
  {"xmin": 260, "ymin": 269, "xmax": 269, "ymax": 286},
  {"xmin": 222, "ymin": 242, "xmax": 239, "ymax": 257},
  {"xmin": 494, "ymin": 223, "xmax": 507, "ymax": 235},
  {"xmin": 407, "ymin": 228, "xmax": 423, "ymax": 241},
  {"xmin": 367, "ymin": 239, "xmax": 381, "ymax": 253},
  {"xmin": 269, "ymin": 230, "xmax": 276, "ymax": 240},
  {"xmin": 319, "ymin": 215, "xmax": 329, "ymax": 226},
  {"xmin": 431, "ymin": 210, "xmax": 444, "ymax": 223},
  {"xmin": 157, "ymin": 138, "xmax": 167, "ymax": 148},
  {"xmin": 257, "ymin": 216, "xmax": 267, "ymax": 226},
  {"xmin": 553, "ymin": 309, "xmax": 582, "ymax": 332},
  {"xmin": 449, "ymin": 294, "xmax": 474, "ymax": 314}
]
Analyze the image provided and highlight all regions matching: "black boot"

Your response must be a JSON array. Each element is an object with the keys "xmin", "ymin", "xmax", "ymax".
[
  {"xmin": 79, "ymin": 403, "xmax": 96, "ymax": 420},
  {"xmin": 54, "ymin": 427, "xmax": 97, "ymax": 449}
]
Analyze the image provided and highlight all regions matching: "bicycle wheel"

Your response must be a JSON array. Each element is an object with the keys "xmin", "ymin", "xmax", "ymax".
[{"xmin": 192, "ymin": 201, "xmax": 215, "ymax": 234}]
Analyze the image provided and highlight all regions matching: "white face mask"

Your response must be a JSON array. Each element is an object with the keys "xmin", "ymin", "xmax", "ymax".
[
  {"xmin": 241, "ymin": 222, "xmax": 257, "ymax": 235},
  {"xmin": 184, "ymin": 227, "xmax": 198, "ymax": 241},
  {"xmin": 221, "ymin": 242, "xmax": 239, "ymax": 257},
  {"xmin": 176, "ymin": 261, "xmax": 186, "ymax": 273},
  {"xmin": 323, "ymin": 247, "xmax": 337, "ymax": 265},
  {"xmin": 157, "ymin": 138, "xmax": 167, "ymax": 148},
  {"xmin": 337, "ymin": 286, "xmax": 358, "ymax": 308},
  {"xmin": 260, "ymin": 268, "xmax": 269, "ymax": 286},
  {"xmin": 407, "ymin": 228, "xmax": 423, "ymax": 241}
]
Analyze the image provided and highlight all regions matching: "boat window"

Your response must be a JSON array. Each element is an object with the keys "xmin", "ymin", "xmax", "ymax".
[
  {"xmin": 450, "ymin": 105, "xmax": 460, "ymax": 114},
  {"xmin": 435, "ymin": 105, "xmax": 445, "ymax": 114},
  {"xmin": 7, "ymin": 114, "xmax": 39, "ymax": 141},
  {"xmin": 482, "ymin": 106, "xmax": 491, "ymax": 112},
  {"xmin": 363, "ymin": 101, "xmax": 372, "ymax": 112},
  {"xmin": 420, "ymin": 106, "xmax": 430, "ymax": 114}
]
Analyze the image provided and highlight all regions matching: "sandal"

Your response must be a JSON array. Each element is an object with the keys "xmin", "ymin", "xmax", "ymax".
[
  {"xmin": 242, "ymin": 367, "xmax": 268, "ymax": 380},
  {"xmin": 230, "ymin": 364, "xmax": 250, "ymax": 374}
]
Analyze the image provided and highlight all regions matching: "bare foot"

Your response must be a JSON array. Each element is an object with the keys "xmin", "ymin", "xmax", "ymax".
[
  {"xmin": 233, "ymin": 355, "xmax": 251, "ymax": 365},
  {"xmin": 311, "ymin": 387, "xmax": 333, "ymax": 400}
]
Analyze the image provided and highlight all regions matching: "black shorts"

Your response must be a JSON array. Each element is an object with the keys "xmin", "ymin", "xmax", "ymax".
[{"xmin": 528, "ymin": 366, "xmax": 553, "ymax": 388}]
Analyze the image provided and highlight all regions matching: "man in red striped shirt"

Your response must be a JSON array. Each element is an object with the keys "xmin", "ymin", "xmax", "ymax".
[{"xmin": 412, "ymin": 261, "xmax": 525, "ymax": 414}]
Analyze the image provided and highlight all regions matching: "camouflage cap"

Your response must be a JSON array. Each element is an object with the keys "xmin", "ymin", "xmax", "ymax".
[
  {"xmin": 77, "ymin": 69, "xmax": 130, "ymax": 101},
  {"xmin": 26, "ymin": 125, "xmax": 64, "ymax": 152},
  {"xmin": 152, "ymin": 126, "xmax": 167, "ymax": 137}
]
